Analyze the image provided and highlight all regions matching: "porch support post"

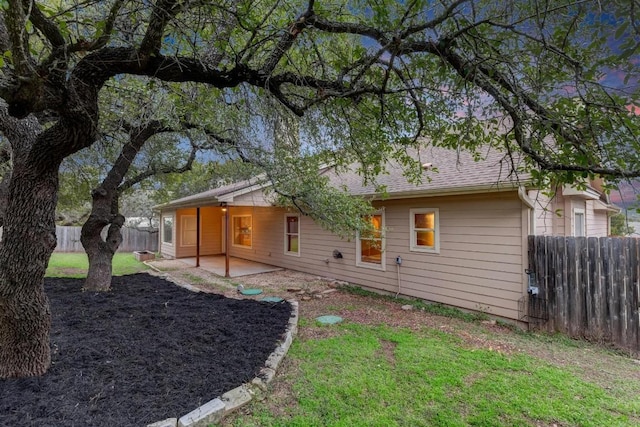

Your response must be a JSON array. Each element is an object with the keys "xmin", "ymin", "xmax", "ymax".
[
  {"xmin": 225, "ymin": 206, "xmax": 230, "ymax": 278},
  {"xmin": 196, "ymin": 207, "xmax": 201, "ymax": 268}
]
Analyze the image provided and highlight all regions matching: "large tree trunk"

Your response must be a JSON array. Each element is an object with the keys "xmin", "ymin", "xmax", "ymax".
[
  {"xmin": 80, "ymin": 121, "xmax": 169, "ymax": 291},
  {"xmin": 0, "ymin": 162, "xmax": 59, "ymax": 377},
  {"xmin": 0, "ymin": 73, "xmax": 99, "ymax": 377},
  {"xmin": 81, "ymin": 188, "xmax": 124, "ymax": 291}
]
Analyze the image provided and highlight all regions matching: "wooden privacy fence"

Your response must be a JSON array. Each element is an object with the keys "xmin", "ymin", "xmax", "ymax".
[
  {"xmin": 527, "ymin": 235, "xmax": 640, "ymax": 355},
  {"xmin": 55, "ymin": 226, "xmax": 158, "ymax": 253}
]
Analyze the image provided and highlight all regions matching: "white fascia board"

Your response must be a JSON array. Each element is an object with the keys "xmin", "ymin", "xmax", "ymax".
[{"xmin": 562, "ymin": 184, "xmax": 600, "ymax": 200}]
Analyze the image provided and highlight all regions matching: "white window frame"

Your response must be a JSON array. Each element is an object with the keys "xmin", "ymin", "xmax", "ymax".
[
  {"xmin": 162, "ymin": 215, "xmax": 174, "ymax": 245},
  {"xmin": 284, "ymin": 214, "xmax": 300, "ymax": 256},
  {"xmin": 181, "ymin": 215, "xmax": 198, "ymax": 247},
  {"xmin": 410, "ymin": 208, "xmax": 440, "ymax": 253},
  {"xmin": 232, "ymin": 215, "xmax": 252, "ymax": 249},
  {"xmin": 356, "ymin": 210, "xmax": 386, "ymax": 271},
  {"xmin": 573, "ymin": 208, "xmax": 586, "ymax": 237}
]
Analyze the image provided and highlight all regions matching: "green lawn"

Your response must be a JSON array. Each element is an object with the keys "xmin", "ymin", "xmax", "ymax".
[
  {"xmin": 45, "ymin": 252, "xmax": 149, "ymax": 278},
  {"xmin": 230, "ymin": 324, "xmax": 640, "ymax": 427}
]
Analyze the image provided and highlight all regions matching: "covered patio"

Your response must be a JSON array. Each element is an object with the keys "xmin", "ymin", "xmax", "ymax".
[
  {"xmin": 177, "ymin": 255, "xmax": 282, "ymax": 278},
  {"xmin": 154, "ymin": 177, "xmax": 278, "ymax": 278}
]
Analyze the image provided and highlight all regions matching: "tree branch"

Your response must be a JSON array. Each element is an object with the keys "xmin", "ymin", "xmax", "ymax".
[
  {"xmin": 5, "ymin": 0, "xmax": 35, "ymax": 77},
  {"xmin": 25, "ymin": 0, "xmax": 65, "ymax": 48},
  {"xmin": 118, "ymin": 137, "xmax": 199, "ymax": 193},
  {"xmin": 100, "ymin": 120, "xmax": 171, "ymax": 193},
  {"xmin": 399, "ymin": 0, "xmax": 471, "ymax": 38},
  {"xmin": 259, "ymin": 5, "xmax": 315, "ymax": 76},
  {"xmin": 68, "ymin": 0, "xmax": 125, "ymax": 52},
  {"xmin": 138, "ymin": 0, "xmax": 183, "ymax": 60},
  {"xmin": 306, "ymin": 14, "xmax": 388, "ymax": 43}
]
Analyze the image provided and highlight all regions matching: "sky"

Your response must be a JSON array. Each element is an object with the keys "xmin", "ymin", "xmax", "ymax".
[{"xmin": 610, "ymin": 181, "xmax": 640, "ymax": 209}]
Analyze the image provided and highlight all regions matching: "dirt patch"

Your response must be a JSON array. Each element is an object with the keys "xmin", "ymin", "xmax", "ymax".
[
  {"xmin": 377, "ymin": 339, "xmax": 398, "ymax": 366},
  {"xmin": 48, "ymin": 267, "xmax": 86, "ymax": 276},
  {"xmin": 457, "ymin": 327, "xmax": 521, "ymax": 356},
  {"xmin": 237, "ymin": 354, "xmax": 305, "ymax": 420}
]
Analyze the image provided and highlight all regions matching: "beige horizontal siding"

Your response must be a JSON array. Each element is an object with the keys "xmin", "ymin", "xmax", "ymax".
[
  {"xmin": 553, "ymin": 193, "xmax": 567, "ymax": 235},
  {"xmin": 228, "ymin": 206, "xmax": 282, "ymax": 260},
  {"xmin": 531, "ymin": 189, "xmax": 554, "ymax": 236},
  {"xmin": 531, "ymin": 188, "xmax": 609, "ymax": 238},
  {"xmin": 220, "ymin": 193, "xmax": 526, "ymax": 320},
  {"xmin": 440, "ymin": 233, "xmax": 522, "ymax": 245},
  {"xmin": 386, "ymin": 250, "xmax": 523, "ymax": 274},
  {"xmin": 439, "ymin": 216, "xmax": 522, "ymax": 228},
  {"xmin": 586, "ymin": 200, "xmax": 609, "ymax": 237}
]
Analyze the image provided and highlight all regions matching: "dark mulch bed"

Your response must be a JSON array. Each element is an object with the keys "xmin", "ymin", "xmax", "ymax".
[{"xmin": 0, "ymin": 273, "xmax": 293, "ymax": 427}]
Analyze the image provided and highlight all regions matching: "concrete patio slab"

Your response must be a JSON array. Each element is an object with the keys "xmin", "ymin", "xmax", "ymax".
[{"xmin": 154, "ymin": 255, "xmax": 282, "ymax": 278}]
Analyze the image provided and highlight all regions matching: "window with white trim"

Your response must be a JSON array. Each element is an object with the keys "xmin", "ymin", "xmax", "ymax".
[
  {"xmin": 410, "ymin": 208, "xmax": 439, "ymax": 253},
  {"xmin": 162, "ymin": 215, "xmax": 173, "ymax": 245},
  {"xmin": 356, "ymin": 211, "xmax": 385, "ymax": 270},
  {"xmin": 181, "ymin": 215, "xmax": 197, "ymax": 247},
  {"xmin": 232, "ymin": 215, "xmax": 252, "ymax": 248},
  {"xmin": 284, "ymin": 214, "xmax": 300, "ymax": 256},
  {"xmin": 574, "ymin": 208, "xmax": 585, "ymax": 237}
]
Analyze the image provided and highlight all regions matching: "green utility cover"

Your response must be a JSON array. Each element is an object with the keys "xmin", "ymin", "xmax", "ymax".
[
  {"xmin": 316, "ymin": 315, "xmax": 343, "ymax": 325},
  {"xmin": 261, "ymin": 296, "xmax": 284, "ymax": 303},
  {"xmin": 240, "ymin": 288, "xmax": 263, "ymax": 296}
]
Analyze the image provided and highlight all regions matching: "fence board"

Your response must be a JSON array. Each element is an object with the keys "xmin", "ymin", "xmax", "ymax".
[
  {"xmin": 586, "ymin": 237, "xmax": 597, "ymax": 338},
  {"xmin": 566, "ymin": 238, "xmax": 577, "ymax": 335},
  {"xmin": 528, "ymin": 235, "xmax": 640, "ymax": 356},
  {"xmin": 633, "ymin": 240, "xmax": 640, "ymax": 352},
  {"xmin": 54, "ymin": 226, "xmax": 158, "ymax": 253},
  {"xmin": 614, "ymin": 238, "xmax": 623, "ymax": 346}
]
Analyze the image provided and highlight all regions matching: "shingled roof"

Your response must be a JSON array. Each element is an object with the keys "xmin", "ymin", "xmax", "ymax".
[
  {"xmin": 325, "ymin": 145, "xmax": 528, "ymax": 198},
  {"xmin": 156, "ymin": 145, "xmax": 529, "ymax": 210},
  {"xmin": 153, "ymin": 176, "xmax": 267, "ymax": 209}
]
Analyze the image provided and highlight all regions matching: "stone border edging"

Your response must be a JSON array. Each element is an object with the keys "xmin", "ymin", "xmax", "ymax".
[{"xmin": 143, "ymin": 267, "xmax": 299, "ymax": 427}]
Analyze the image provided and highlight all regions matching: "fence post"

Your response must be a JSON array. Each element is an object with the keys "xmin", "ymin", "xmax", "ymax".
[{"xmin": 587, "ymin": 237, "xmax": 603, "ymax": 338}]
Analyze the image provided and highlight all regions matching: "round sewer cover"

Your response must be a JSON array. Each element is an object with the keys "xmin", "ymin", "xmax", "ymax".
[
  {"xmin": 261, "ymin": 296, "xmax": 284, "ymax": 303},
  {"xmin": 316, "ymin": 315, "xmax": 343, "ymax": 325},
  {"xmin": 240, "ymin": 288, "xmax": 263, "ymax": 296}
]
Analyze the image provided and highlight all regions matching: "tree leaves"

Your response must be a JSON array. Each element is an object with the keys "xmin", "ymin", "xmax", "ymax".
[{"xmin": 4, "ymin": 0, "xmax": 640, "ymax": 227}]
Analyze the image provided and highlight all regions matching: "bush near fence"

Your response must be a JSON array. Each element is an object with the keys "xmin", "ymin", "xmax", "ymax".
[
  {"xmin": 527, "ymin": 235, "xmax": 640, "ymax": 355},
  {"xmin": 54, "ymin": 226, "xmax": 158, "ymax": 253}
]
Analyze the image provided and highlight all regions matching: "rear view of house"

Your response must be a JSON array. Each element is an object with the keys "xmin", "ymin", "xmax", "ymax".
[{"xmin": 155, "ymin": 146, "xmax": 618, "ymax": 322}]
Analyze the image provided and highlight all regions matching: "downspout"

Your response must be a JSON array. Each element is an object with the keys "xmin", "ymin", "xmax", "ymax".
[
  {"xmin": 518, "ymin": 186, "xmax": 535, "ymax": 209},
  {"xmin": 518, "ymin": 186, "xmax": 535, "ymax": 235},
  {"xmin": 519, "ymin": 186, "xmax": 535, "ymax": 323}
]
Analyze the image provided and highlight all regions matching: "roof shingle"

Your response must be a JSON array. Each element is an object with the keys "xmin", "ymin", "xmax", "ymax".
[{"xmin": 157, "ymin": 145, "xmax": 528, "ymax": 209}]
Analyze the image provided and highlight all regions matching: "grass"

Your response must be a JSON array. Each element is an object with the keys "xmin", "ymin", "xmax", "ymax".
[
  {"xmin": 45, "ymin": 252, "xmax": 149, "ymax": 278},
  {"xmin": 230, "ymin": 322, "xmax": 640, "ymax": 427},
  {"xmin": 183, "ymin": 273, "xmax": 206, "ymax": 284}
]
